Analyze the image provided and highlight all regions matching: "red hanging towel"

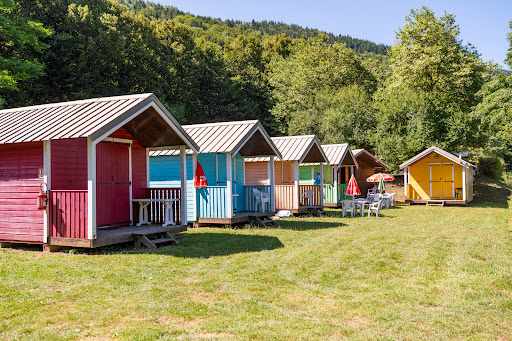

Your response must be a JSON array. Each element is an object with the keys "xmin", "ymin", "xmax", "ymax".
[
  {"xmin": 194, "ymin": 161, "xmax": 208, "ymax": 188},
  {"xmin": 344, "ymin": 174, "xmax": 361, "ymax": 196}
]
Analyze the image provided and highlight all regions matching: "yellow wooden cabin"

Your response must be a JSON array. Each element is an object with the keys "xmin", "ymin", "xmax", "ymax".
[{"xmin": 400, "ymin": 146, "xmax": 476, "ymax": 205}]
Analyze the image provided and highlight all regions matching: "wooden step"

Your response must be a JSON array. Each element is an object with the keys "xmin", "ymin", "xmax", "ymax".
[
  {"xmin": 251, "ymin": 216, "xmax": 277, "ymax": 228},
  {"xmin": 427, "ymin": 200, "xmax": 445, "ymax": 207},
  {"xmin": 150, "ymin": 237, "xmax": 177, "ymax": 245},
  {"xmin": 133, "ymin": 231, "xmax": 179, "ymax": 249}
]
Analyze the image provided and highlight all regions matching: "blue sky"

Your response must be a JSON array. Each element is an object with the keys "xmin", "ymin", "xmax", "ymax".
[{"xmin": 156, "ymin": 0, "xmax": 511, "ymax": 69}]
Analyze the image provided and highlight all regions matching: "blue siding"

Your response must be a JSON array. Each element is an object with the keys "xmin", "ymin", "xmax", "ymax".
[
  {"xmin": 233, "ymin": 154, "xmax": 245, "ymax": 211},
  {"xmin": 197, "ymin": 153, "xmax": 217, "ymax": 186},
  {"xmin": 197, "ymin": 186, "xmax": 228, "ymax": 218}
]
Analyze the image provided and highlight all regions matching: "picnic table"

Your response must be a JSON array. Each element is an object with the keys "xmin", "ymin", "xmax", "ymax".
[{"xmin": 132, "ymin": 198, "xmax": 179, "ymax": 227}]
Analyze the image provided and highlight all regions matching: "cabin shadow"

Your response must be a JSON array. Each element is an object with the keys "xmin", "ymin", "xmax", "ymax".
[
  {"xmin": 275, "ymin": 220, "xmax": 343, "ymax": 231},
  {"xmin": 129, "ymin": 232, "xmax": 283, "ymax": 258}
]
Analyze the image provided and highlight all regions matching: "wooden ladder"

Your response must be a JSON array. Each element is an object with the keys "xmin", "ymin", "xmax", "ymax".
[
  {"xmin": 134, "ymin": 231, "xmax": 179, "ymax": 249},
  {"xmin": 251, "ymin": 215, "xmax": 277, "ymax": 228}
]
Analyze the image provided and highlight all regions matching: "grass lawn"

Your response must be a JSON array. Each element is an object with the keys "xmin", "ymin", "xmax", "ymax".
[{"xmin": 1, "ymin": 203, "xmax": 512, "ymax": 340}]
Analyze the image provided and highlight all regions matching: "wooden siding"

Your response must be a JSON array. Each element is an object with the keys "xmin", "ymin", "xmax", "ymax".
[
  {"xmin": 49, "ymin": 190, "xmax": 88, "ymax": 238},
  {"xmin": 299, "ymin": 165, "xmax": 313, "ymax": 184},
  {"xmin": 51, "ymin": 138, "xmax": 87, "ymax": 190},
  {"xmin": 275, "ymin": 161, "xmax": 294, "ymax": 185},
  {"xmin": 197, "ymin": 186, "xmax": 228, "ymax": 218},
  {"xmin": 0, "ymin": 142, "xmax": 44, "ymax": 244},
  {"xmin": 354, "ymin": 160, "xmax": 376, "ymax": 196},
  {"xmin": 324, "ymin": 184, "xmax": 349, "ymax": 204},
  {"xmin": 245, "ymin": 162, "xmax": 269, "ymax": 185},
  {"xmin": 408, "ymin": 152, "xmax": 463, "ymax": 200},
  {"xmin": 275, "ymin": 185, "xmax": 296, "ymax": 210}
]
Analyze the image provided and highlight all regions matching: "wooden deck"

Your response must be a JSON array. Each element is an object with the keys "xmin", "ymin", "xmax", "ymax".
[
  {"xmin": 405, "ymin": 199, "xmax": 467, "ymax": 206},
  {"xmin": 195, "ymin": 211, "xmax": 275, "ymax": 225},
  {"xmin": 323, "ymin": 202, "xmax": 342, "ymax": 208},
  {"xmin": 48, "ymin": 224, "xmax": 187, "ymax": 248}
]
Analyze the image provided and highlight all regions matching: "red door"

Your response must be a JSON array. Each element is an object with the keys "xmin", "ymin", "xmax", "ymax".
[{"xmin": 96, "ymin": 142, "xmax": 131, "ymax": 228}]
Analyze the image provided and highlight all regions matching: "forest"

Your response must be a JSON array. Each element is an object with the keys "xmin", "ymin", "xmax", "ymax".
[{"xmin": 1, "ymin": 0, "xmax": 512, "ymax": 173}]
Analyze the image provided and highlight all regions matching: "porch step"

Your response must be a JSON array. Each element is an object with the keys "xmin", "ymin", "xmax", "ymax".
[
  {"xmin": 308, "ymin": 208, "xmax": 327, "ymax": 217},
  {"xmin": 427, "ymin": 200, "xmax": 445, "ymax": 207},
  {"xmin": 251, "ymin": 215, "xmax": 277, "ymax": 228},
  {"xmin": 133, "ymin": 231, "xmax": 179, "ymax": 249}
]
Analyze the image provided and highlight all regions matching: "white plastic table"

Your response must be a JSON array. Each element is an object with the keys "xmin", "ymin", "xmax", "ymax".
[
  {"xmin": 132, "ymin": 198, "xmax": 179, "ymax": 227},
  {"xmin": 354, "ymin": 198, "xmax": 369, "ymax": 217}
]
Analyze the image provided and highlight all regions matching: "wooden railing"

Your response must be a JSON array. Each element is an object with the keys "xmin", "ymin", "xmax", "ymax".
[
  {"xmin": 275, "ymin": 185, "xmax": 296, "ymax": 210},
  {"xmin": 196, "ymin": 186, "xmax": 228, "ymax": 218},
  {"xmin": 146, "ymin": 188, "xmax": 181, "ymax": 225},
  {"xmin": 299, "ymin": 185, "xmax": 322, "ymax": 206},
  {"xmin": 244, "ymin": 185, "xmax": 271, "ymax": 212},
  {"xmin": 49, "ymin": 190, "xmax": 88, "ymax": 239}
]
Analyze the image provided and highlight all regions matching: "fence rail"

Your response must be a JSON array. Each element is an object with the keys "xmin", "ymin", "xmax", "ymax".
[
  {"xmin": 49, "ymin": 190, "xmax": 88, "ymax": 239},
  {"xmin": 275, "ymin": 185, "xmax": 296, "ymax": 210},
  {"xmin": 146, "ymin": 188, "xmax": 181, "ymax": 225},
  {"xmin": 244, "ymin": 185, "xmax": 271, "ymax": 212},
  {"xmin": 196, "ymin": 186, "xmax": 227, "ymax": 218},
  {"xmin": 298, "ymin": 185, "xmax": 322, "ymax": 206}
]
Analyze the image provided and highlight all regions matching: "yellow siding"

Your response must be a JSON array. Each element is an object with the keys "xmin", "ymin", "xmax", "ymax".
[
  {"xmin": 408, "ymin": 152, "xmax": 463, "ymax": 200},
  {"xmin": 245, "ymin": 162, "xmax": 269, "ymax": 185}
]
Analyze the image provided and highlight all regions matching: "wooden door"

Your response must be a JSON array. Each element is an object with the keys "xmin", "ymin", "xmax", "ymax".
[
  {"xmin": 96, "ymin": 142, "xmax": 130, "ymax": 228},
  {"xmin": 430, "ymin": 164, "xmax": 453, "ymax": 199}
]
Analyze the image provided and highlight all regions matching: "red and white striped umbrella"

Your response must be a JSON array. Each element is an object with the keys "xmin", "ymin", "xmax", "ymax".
[
  {"xmin": 344, "ymin": 174, "xmax": 361, "ymax": 197},
  {"xmin": 193, "ymin": 161, "xmax": 208, "ymax": 188},
  {"xmin": 366, "ymin": 173, "xmax": 395, "ymax": 183}
]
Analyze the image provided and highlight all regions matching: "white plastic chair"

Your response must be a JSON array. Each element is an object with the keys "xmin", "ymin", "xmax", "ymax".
[
  {"xmin": 390, "ymin": 193, "xmax": 397, "ymax": 207},
  {"xmin": 368, "ymin": 198, "xmax": 383, "ymax": 217},
  {"xmin": 301, "ymin": 189, "xmax": 315, "ymax": 206},
  {"xmin": 252, "ymin": 188, "xmax": 270, "ymax": 212},
  {"xmin": 341, "ymin": 200, "xmax": 356, "ymax": 217},
  {"xmin": 382, "ymin": 193, "xmax": 392, "ymax": 209},
  {"xmin": 366, "ymin": 187, "xmax": 377, "ymax": 200}
]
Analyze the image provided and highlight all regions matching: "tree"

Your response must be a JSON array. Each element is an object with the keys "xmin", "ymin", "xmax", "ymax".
[
  {"xmin": 0, "ymin": 0, "xmax": 51, "ymax": 106},
  {"xmin": 507, "ymin": 19, "xmax": 512, "ymax": 68},
  {"xmin": 268, "ymin": 37, "xmax": 377, "ymax": 134},
  {"xmin": 374, "ymin": 7, "xmax": 491, "ymax": 167}
]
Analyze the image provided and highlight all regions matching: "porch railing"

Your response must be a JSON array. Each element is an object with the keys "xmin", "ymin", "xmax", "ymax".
[
  {"xmin": 49, "ymin": 190, "xmax": 88, "ymax": 238},
  {"xmin": 275, "ymin": 185, "xmax": 296, "ymax": 210},
  {"xmin": 337, "ymin": 184, "xmax": 349, "ymax": 201},
  {"xmin": 298, "ymin": 185, "xmax": 322, "ymax": 206},
  {"xmin": 196, "ymin": 186, "xmax": 228, "ymax": 218},
  {"xmin": 146, "ymin": 188, "xmax": 181, "ymax": 225},
  {"xmin": 244, "ymin": 185, "xmax": 271, "ymax": 212}
]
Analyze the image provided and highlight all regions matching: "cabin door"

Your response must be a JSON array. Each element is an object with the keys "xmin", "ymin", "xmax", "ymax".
[
  {"xmin": 96, "ymin": 141, "xmax": 131, "ymax": 228},
  {"xmin": 430, "ymin": 163, "xmax": 454, "ymax": 199}
]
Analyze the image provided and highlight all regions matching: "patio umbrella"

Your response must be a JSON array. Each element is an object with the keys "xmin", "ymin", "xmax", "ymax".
[
  {"xmin": 193, "ymin": 161, "xmax": 208, "ymax": 188},
  {"xmin": 377, "ymin": 177, "xmax": 385, "ymax": 193},
  {"xmin": 366, "ymin": 173, "xmax": 395, "ymax": 182},
  {"xmin": 344, "ymin": 174, "xmax": 361, "ymax": 199}
]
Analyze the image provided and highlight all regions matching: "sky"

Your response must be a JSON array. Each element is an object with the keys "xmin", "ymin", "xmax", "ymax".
[{"xmin": 156, "ymin": 0, "xmax": 512, "ymax": 69}]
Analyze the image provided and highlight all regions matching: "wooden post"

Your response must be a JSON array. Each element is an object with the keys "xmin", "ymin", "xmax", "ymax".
[
  {"xmin": 192, "ymin": 153, "xmax": 197, "ymax": 221},
  {"xmin": 179, "ymin": 145, "xmax": 187, "ymax": 225},
  {"xmin": 333, "ymin": 165, "xmax": 338, "ymax": 202},
  {"xmin": 226, "ymin": 152, "xmax": 233, "ymax": 218},
  {"xmin": 294, "ymin": 161, "xmax": 299, "ymax": 209},
  {"xmin": 462, "ymin": 166, "xmax": 467, "ymax": 202},
  {"xmin": 43, "ymin": 140, "xmax": 51, "ymax": 244},
  {"xmin": 87, "ymin": 137, "xmax": 96, "ymax": 239},
  {"xmin": 404, "ymin": 167, "xmax": 408, "ymax": 200},
  {"xmin": 319, "ymin": 162, "xmax": 324, "ymax": 207},
  {"xmin": 269, "ymin": 156, "xmax": 275, "ymax": 212}
]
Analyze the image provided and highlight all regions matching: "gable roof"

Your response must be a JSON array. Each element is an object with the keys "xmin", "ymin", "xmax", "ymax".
[
  {"xmin": 399, "ymin": 146, "xmax": 475, "ymax": 169},
  {"xmin": 247, "ymin": 135, "xmax": 328, "ymax": 163},
  {"xmin": 353, "ymin": 149, "xmax": 390, "ymax": 170},
  {"xmin": 0, "ymin": 93, "xmax": 199, "ymax": 152},
  {"xmin": 321, "ymin": 144, "xmax": 358, "ymax": 168},
  {"xmin": 150, "ymin": 120, "xmax": 281, "ymax": 158}
]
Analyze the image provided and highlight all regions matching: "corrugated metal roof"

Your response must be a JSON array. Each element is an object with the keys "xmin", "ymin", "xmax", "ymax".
[
  {"xmin": 321, "ymin": 143, "xmax": 358, "ymax": 167},
  {"xmin": 353, "ymin": 149, "xmax": 390, "ymax": 169},
  {"xmin": 150, "ymin": 120, "xmax": 281, "ymax": 158},
  {"xmin": 248, "ymin": 135, "xmax": 327, "ymax": 163},
  {"xmin": 399, "ymin": 146, "xmax": 475, "ymax": 169},
  {"xmin": 0, "ymin": 93, "xmax": 199, "ymax": 151}
]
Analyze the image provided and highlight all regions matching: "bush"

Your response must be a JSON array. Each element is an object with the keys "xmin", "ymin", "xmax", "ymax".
[{"xmin": 477, "ymin": 157, "xmax": 503, "ymax": 179}]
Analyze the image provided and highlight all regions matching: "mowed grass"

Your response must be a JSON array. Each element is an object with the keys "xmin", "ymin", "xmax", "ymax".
[{"xmin": 1, "ymin": 204, "xmax": 512, "ymax": 340}]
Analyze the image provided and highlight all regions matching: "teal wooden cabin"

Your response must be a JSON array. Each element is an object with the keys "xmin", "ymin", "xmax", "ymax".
[{"xmin": 149, "ymin": 120, "xmax": 281, "ymax": 225}]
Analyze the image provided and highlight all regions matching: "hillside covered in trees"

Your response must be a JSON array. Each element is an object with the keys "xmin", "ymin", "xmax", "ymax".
[{"xmin": 1, "ymin": 0, "xmax": 511, "ymax": 172}]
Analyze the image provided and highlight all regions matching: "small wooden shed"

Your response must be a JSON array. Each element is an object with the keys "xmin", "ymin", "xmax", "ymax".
[
  {"xmin": 149, "ymin": 120, "xmax": 282, "ymax": 226},
  {"xmin": 0, "ymin": 94, "xmax": 198, "ymax": 250},
  {"xmin": 400, "ymin": 146, "xmax": 475, "ymax": 204},
  {"xmin": 318, "ymin": 144, "xmax": 358, "ymax": 207},
  {"xmin": 352, "ymin": 149, "xmax": 390, "ymax": 196},
  {"xmin": 245, "ymin": 135, "xmax": 328, "ymax": 215}
]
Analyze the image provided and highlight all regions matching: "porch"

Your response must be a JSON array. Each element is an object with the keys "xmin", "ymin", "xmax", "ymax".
[
  {"xmin": 275, "ymin": 184, "xmax": 323, "ymax": 212},
  {"xmin": 47, "ymin": 188, "xmax": 185, "ymax": 248},
  {"xmin": 323, "ymin": 183, "xmax": 349, "ymax": 207},
  {"xmin": 405, "ymin": 199, "xmax": 467, "ymax": 206}
]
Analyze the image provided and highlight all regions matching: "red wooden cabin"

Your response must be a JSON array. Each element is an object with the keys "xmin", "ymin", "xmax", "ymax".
[{"xmin": 0, "ymin": 94, "xmax": 198, "ymax": 250}]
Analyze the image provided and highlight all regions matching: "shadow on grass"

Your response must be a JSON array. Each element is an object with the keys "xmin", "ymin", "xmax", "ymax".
[
  {"xmin": 130, "ymin": 232, "xmax": 284, "ymax": 258},
  {"xmin": 466, "ymin": 202, "xmax": 509, "ymax": 209},
  {"xmin": 275, "ymin": 220, "xmax": 343, "ymax": 231}
]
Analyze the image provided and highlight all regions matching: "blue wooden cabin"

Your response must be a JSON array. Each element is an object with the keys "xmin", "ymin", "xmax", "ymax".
[{"xmin": 149, "ymin": 120, "xmax": 282, "ymax": 225}]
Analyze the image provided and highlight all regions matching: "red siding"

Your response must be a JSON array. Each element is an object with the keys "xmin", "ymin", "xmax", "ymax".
[
  {"xmin": 0, "ymin": 142, "xmax": 44, "ymax": 244},
  {"xmin": 51, "ymin": 138, "xmax": 88, "ymax": 190}
]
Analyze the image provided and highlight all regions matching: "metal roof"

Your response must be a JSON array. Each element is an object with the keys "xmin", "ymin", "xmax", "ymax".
[
  {"xmin": 247, "ymin": 135, "xmax": 328, "ymax": 163},
  {"xmin": 150, "ymin": 120, "xmax": 281, "ymax": 158},
  {"xmin": 321, "ymin": 144, "xmax": 358, "ymax": 168},
  {"xmin": 399, "ymin": 146, "xmax": 475, "ymax": 169},
  {"xmin": 0, "ymin": 93, "xmax": 199, "ymax": 152},
  {"xmin": 353, "ymin": 149, "xmax": 390, "ymax": 170}
]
